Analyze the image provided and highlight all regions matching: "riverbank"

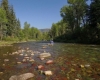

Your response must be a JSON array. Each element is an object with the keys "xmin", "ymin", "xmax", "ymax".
[
  {"xmin": 0, "ymin": 40, "xmax": 38, "ymax": 46},
  {"xmin": 0, "ymin": 41, "xmax": 14, "ymax": 46},
  {"xmin": 0, "ymin": 41, "xmax": 26, "ymax": 46}
]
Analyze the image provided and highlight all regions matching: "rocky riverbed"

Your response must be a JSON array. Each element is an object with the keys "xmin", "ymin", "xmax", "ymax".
[{"xmin": 0, "ymin": 41, "xmax": 100, "ymax": 80}]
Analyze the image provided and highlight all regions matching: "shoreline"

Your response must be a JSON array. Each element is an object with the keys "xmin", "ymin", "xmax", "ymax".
[
  {"xmin": 0, "ymin": 41, "xmax": 26, "ymax": 46},
  {"xmin": 0, "ymin": 40, "xmax": 37, "ymax": 46}
]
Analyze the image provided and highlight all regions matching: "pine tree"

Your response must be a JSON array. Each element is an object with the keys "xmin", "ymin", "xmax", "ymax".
[
  {"xmin": 0, "ymin": 7, "xmax": 7, "ymax": 40},
  {"xmin": 1, "ymin": 0, "xmax": 17, "ymax": 37},
  {"xmin": 9, "ymin": 5, "xmax": 17, "ymax": 37},
  {"xmin": 87, "ymin": 0, "xmax": 100, "ymax": 43},
  {"xmin": 1, "ymin": 0, "xmax": 10, "ymax": 36},
  {"xmin": 89, "ymin": 0, "xmax": 100, "ymax": 27},
  {"xmin": 15, "ymin": 19, "xmax": 21, "ymax": 37}
]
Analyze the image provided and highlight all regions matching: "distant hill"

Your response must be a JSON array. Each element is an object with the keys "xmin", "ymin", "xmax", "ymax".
[{"xmin": 39, "ymin": 29, "xmax": 50, "ymax": 32}]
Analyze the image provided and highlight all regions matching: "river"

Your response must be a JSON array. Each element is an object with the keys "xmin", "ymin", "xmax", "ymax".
[{"xmin": 0, "ymin": 41, "xmax": 100, "ymax": 80}]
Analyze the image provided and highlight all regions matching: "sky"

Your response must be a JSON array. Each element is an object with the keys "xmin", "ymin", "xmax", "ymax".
[
  {"xmin": 1, "ymin": 0, "xmax": 91, "ymax": 29},
  {"xmin": 8, "ymin": 0, "xmax": 67, "ymax": 29}
]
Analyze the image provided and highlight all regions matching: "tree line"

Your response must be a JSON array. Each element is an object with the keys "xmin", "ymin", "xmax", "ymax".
[
  {"xmin": 0, "ymin": 0, "xmax": 47, "ymax": 41},
  {"xmin": 1, "ymin": 0, "xmax": 100, "ymax": 44},
  {"xmin": 48, "ymin": 0, "xmax": 100, "ymax": 44}
]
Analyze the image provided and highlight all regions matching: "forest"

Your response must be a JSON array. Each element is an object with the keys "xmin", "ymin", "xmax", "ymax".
[{"xmin": 0, "ymin": 0, "xmax": 100, "ymax": 44}]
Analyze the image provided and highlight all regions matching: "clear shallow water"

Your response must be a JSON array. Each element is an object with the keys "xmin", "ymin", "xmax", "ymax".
[{"xmin": 0, "ymin": 41, "xmax": 100, "ymax": 80}]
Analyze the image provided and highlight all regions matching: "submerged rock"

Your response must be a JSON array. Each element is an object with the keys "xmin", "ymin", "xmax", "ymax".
[
  {"xmin": 84, "ymin": 64, "xmax": 90, "ymax": 67},
  {"xmin": 46, "ymin": 60, "xmax": 53, "ymax": 64},
  {"xmin": 9, "ymin": 73, "xmax": 34, "ymax": 80},
  {"xmin": 29, "ymin": 59, "xmax": 34, "ymax": 62},
  {"xmin": 40, "ymin": 57, "xmax": 45, "ymax": 60},
  {"xmin": 75, "ymin": 79, "xmax": 79, "ymax": 80},
  {"xmin": 4, "ymin": 59, "xmax": 9, "ymax": 62},
  {"xmin": 38, "ymin": 65, "xmax": 44, "ymax": 70},
  {"xmin": 0, "ymin": 72, "xmax": 3, "ymax": 74},
  {"xmin": 44, "ymin": 71, "xmax": 53, "ymax": 76},
  {"xmin": 17, "ymin": 62, "xmax": 22, "ymax": 64},
  {"xmin": 42, "ymin": 46, "xmax": 47, "ymax": 49},
  {"xmin": 19, "ymin": 54, "xmax": 23, "ymax": 56},
  {"xmin": 39, "ymin": 52, "xmax": 51, "ymax": 58},
  {"xmin": 80, "ymin": 65, "xmax": 84, "ymax": 68}
]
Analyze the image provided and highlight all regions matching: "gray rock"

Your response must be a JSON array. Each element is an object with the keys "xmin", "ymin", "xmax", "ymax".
[
  {"xmin": 39, "ymin": 52, "xmax": 51, "ymax": 58},
  {"xmin": 9, "ymin": 73, "xmax": 34, "ymax": 80}
]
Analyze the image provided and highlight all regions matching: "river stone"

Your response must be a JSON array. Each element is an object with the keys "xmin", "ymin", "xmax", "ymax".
[
  {"xmin": 9, "ymin": 73, "xmax": 34, "ymax": 80},
  {"xmin": 39, "ymin": 52, "xmax": 51, "ymax": 58},
  {"xmin": 44, "ymin": 71, "xmax": 53, "ymax": 75},
  {"xmin": 46, "ymin": 60, "xmax": 53, "ymax": 64}
]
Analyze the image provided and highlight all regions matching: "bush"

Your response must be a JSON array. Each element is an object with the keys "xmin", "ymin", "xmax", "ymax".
[{"xmin": 3, "ymin": 36, "xmax": 19, "ymax": 41}]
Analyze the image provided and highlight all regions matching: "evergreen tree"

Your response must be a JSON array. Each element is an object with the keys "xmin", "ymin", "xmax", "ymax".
[
  {"xmin": 9, "ymin": 5, "xmax": 17, "ymax": 37},
  {"xmin": 88, "ymin": 0, "xmax": 100, "ymax": 43},
  {"xmin": 15, "ymin": 19, "xmax": 21, "ymax": 37},
  {"xmin": 0, "ymin": 7, "xmax": 7, "ymax": 40},
  {"xmin": 89, "ymin": 0, "xmax": 100, "ymax": 27},
  {"xmin": 1, "ymin": 0, "xmax": 17, "ymax": 37},
  {"xmin": 1, "ymin": 0, "xmax": 10, "ymax": 36}
]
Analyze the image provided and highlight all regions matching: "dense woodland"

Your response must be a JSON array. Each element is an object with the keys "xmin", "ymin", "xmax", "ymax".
[
  {"xmin": 0, "ymin": 0, "xmax": 44, "ymax": 41},
  {"xmin": 49, "ymin": 0, "xmax": 100, "ymax": 44},
  {"xmin": 0, "ymin": 0, "xmax": 100, "ymax": 44}
]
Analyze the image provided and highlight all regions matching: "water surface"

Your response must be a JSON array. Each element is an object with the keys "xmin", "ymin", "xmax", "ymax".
[{"xmin": 0, "ymin": 41, "xmax": 100, "ymax": 80}]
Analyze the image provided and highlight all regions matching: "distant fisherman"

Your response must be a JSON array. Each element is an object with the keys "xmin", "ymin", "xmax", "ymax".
[{"xmin": 50, "ymin": 40, "xmax": 54, "ymax": 46}]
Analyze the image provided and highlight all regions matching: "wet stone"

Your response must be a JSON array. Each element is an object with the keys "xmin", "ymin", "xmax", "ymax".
[
  {"xmin": 39, "ymin": 52, "xmax": 51, "ymax": 58},
  {"xmin": 84, "ymin": 64, "xmax": 90, "ymax": 67},
  {"xmin": 9, "ymin": 73, "xmax": 34, "ymax": 80},
  {"xmin": 44, "ymin": 71, "xmax": 53, "ymax": 76}
]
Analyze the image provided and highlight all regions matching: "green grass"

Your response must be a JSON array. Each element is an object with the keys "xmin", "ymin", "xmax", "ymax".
[{"xmin": 0, "ymin": 41, "xmax": 15, "ymax": 46}]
